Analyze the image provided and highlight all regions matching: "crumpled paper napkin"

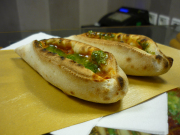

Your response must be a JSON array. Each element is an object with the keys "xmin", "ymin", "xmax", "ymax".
[{"xmin": 2, "ymin": 32, "xmax": 168, "ymax": 135}]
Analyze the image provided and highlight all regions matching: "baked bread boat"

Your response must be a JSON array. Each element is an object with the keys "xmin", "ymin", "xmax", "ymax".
[
  {"xmin": 15, "ymin": 38, "xmax": 128, "ymax": 103},
  {"xmin": 66, "ymin": 31, "xmax": 173, "ymax": 76}
]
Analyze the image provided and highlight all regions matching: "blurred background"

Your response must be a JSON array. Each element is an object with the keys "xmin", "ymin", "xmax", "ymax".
[
  {"xmin": 1, "ymin": 0, "xmax": 180, "ymax": 49},
  {"xmin": 1, "ymin": 0, "xmax": 180, "ymax": 32}
]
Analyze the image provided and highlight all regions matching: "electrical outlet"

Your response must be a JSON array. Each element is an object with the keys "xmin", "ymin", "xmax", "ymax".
[
  {"xmin": 158, "ymin": 15, "xmax": 170, "ymax": 25},
  {"xmin": 171, "ymin": 18, "xmax": 180, "ymax": 25},
  {"xmin": 149, "ymin": 12, "xmax": 158, "ymax": 25}
]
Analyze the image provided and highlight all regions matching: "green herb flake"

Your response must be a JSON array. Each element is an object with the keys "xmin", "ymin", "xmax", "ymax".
[
  {"xmin": 111, "ymin": 34, "xmax": 115, "ymax": 38},
  {"xmin": 46, "ymin": 45, "xmax": 66, "ymax": 57},
  {"xmin": 38, "ymin": 41, "xmax": 43, "ymax": 47},
  {"xmin": 45, "ymin": 45, "xmax": 108, "ymax": 73},
  {"xmin": 88, "ymin": 30, "xmax": 93, "ymax": 35},
  {"xmin": 147, "ymin": 51, "xmax": 155, "ymax": 55},
  {"xmin": 136, "ymin": 39, "xmax": 152, "ymax": 53},
  {"xmin": 141, "ymin": 42, "xmax": 149, "ymax": 50},
  {"xmin": 91, "ymin": 50, "xmax": 108, "ymax": 65}
]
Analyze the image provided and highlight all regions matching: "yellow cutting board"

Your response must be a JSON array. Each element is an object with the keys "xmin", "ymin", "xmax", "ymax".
[{"xmin": 0, "ymin": 44, "xmax": 179, "ymax": 135}]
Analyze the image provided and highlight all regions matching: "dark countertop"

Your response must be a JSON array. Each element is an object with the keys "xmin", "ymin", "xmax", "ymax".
[{"xmin": 0, "ymin": 25, "xmax": 180, "ymax": 48}]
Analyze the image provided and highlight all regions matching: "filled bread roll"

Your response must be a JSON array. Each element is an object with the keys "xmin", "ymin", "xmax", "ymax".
[
  {"xmin": 67, "ymin": 31, "xmax": 173, "ymax": 76},
  {"xmin": 15, "ymin": 38, "xmax": 128, "ymax": 103}
]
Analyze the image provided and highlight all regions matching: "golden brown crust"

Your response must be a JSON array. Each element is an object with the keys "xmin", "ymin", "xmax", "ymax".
[
  {"xmin": 34, "ymin": 40, "xmax": 100, "ymax": 81},
  {"xmin": 66, "ymin": 34, "xmax": 173, "ymax": 76},
  {"xmin": 15, "ymin": 39, "xmax": 128, "ymax": 103}
]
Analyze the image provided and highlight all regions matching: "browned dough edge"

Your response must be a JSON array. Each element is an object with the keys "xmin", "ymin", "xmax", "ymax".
[
  {"xmin": 66, "ymin": 35, "xmax": 173, "ymax": 76},
  {"xmin": 15, "ymin": 40, "xmax": 129, "ymax": 103}
]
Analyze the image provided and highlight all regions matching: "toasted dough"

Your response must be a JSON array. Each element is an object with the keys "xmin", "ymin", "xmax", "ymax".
[
  {"xmin": 15, "ymin": 39, "xmax": 128, "ymax": 103},
  {"xmin": 66, "ymin": 34, "xmax": 173, "ymax": 76}
]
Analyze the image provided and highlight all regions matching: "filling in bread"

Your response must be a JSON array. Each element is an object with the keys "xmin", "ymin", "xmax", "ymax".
[
  {"xmin": 85, "ymin": 30, "xmax": 155, "ymax": 54},
  {"xmin": 38, "ymin": 39, "xmax": 109, "ymax": 74}
]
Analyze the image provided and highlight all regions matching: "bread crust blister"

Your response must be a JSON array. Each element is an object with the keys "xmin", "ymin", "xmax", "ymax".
[
  {"xmin": 66, "ymin": 32, "xmax": 173, "ymax": 76},
  {"xmin": 15, "ymin": 39, "xmax": 128, "ymax": 103}
]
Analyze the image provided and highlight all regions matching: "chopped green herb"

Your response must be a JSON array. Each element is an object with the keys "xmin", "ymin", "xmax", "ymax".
[
  {"xmin": 84, "ymin": 62, "xmax": 99, "ymax": 73},
  {"xmin": 141, "ymin": 42, "xmax": 149, "ymax": 50},
  {"xmin": 39, "ymin": 41, "xmax": 43, "ymax": 47},
  {"xmin": 147, "ymin": 51, "xmax": 155, "ymax": 55},
  {"xmin": 45, "ymin": 45, "xmax": 108, "ymax": 73},
  {"xmin": 111, "ymin": 34, "xmax": 115, "ymax": 38},
  {"xmin": 88, "ymin": 30, "xmax": 93, "ymax": 34},
  {"xmin": 91, "ymin": 50, "xmax": 108, "ymax": 65},
  {"xmin": 88, "ymin": 31, "xmax": 114, "ymax": 40},
  {"xmin": 46, "ymin": 45, "xmax": 66, "ymax": 57},
  {"xmin": 136, "ymin": 40, "xmax": 152, "ymax": 53}
]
